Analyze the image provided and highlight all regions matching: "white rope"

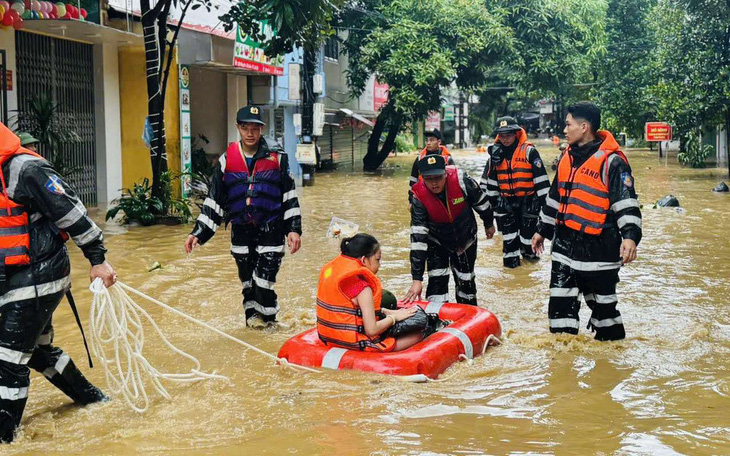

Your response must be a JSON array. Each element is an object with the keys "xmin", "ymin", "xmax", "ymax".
[{"xmin": 88, "ymin": 279, "xmax": 317, "ymax": 413}]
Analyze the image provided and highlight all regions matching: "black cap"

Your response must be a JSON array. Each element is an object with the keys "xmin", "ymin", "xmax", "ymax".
[
  {"xmin": 425, "ymin": 128, "xmax": 442, "ymax": 140},
  {"xmin": 494, "ymin": 116, "xmax": 520, "ymax": 134},
  {"xmin": 236, "ymin": 105, "xmax": 265, "ymax": 125},
  {"xmin": 418, "ymin": 154, "xmax": 446, "ymax": 177}
]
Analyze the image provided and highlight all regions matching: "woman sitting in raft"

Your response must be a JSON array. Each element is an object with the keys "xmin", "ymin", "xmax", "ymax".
[{"xmin": 316, "ymin": 234, "xmax": 425, "ymax": 352}]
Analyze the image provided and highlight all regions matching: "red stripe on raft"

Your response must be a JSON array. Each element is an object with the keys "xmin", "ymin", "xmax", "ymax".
[{"xmin": 278, "ymin": 301, "xmax": 502, "ymax": 379}]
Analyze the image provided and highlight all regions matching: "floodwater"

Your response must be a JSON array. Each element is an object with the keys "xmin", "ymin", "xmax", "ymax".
[{"xmin": 6, "ymin": 141, "xmax": 730, "ymax": 455}]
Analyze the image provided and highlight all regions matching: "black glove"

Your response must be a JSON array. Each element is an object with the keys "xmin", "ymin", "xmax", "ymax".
[{"xmin": 489, "ymin": 144, "xmax": 504, "ymax": 165}]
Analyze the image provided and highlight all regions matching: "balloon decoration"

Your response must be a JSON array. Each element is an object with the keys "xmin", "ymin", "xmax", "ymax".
[{"xmin": 0, "ymin": 0, "xmax": 88, "ymax": 24}]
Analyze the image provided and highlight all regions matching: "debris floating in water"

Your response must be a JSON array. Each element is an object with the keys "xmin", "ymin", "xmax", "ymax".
[
  {"xmin": 147, "ymin": 261, "xmax": 163, "ymax": 272},
  {"xmin": 327, "ymin": 217, "xmax": 359, "ymax": 239}
]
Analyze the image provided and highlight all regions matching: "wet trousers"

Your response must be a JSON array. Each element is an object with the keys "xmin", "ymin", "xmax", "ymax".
[
  {"xmin": 498, "ymin": 201, "xmax": 538, "ymax": 269},
  {"xmin": 232, "ymin": 223, "xmax": 285, "ymax": 323},
  {"xmin": 425, "ymin": 239, "xmax": 478, "ymax": 306},
  {"xmin": 548, "ymin": 260, "xmax": 626, "ymax": 341},
  {"xmin": 0, "ymin": 279, "xmax": 104, "ymax": 443}
]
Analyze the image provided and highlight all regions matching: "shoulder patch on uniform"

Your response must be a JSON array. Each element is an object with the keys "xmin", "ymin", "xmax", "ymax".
[
  {"xmin": 621, "ymin": 172, "xmax": 633, "ymax": 188},
  {"xmin": 45, "ymin": 175, "xmax": 65, "ymax": 195},
  {"xmin": 535, "ymin": 158, "xmax": 543, "ymax": 168}
]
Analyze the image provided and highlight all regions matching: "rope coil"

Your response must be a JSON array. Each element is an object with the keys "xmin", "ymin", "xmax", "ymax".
[{"xmin": 89, "ymin": 279, "xmax": 317, "ymax": 413}]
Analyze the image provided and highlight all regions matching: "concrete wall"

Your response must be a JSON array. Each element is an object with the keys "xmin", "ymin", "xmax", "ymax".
[
  {"xmin": 93, "ymin": 42, "xmax": 123, "ymax": 206},
  {"xmin": 226, "ymin": 73, "xmax": 247, "ymax": 144},
  {"xmin": 118, "ymin": 46, "xmax": 180, "ymax": 195},
  {"xmin": 189, "ymin": 66, "xmax": 228, "ymax": 156}
]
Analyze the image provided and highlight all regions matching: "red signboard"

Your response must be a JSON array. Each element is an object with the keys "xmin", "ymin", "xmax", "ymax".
[
  {"xmin": 425, "ymin": 111, "xmax": 441, "ymax": 131},
  {"xmin": 645, "ymin": 122, "xmax": 672, "ymax": 141},
  {"xmin": 232, "ymin": 58, "xmax": 284, "ymax": 76},
  {"xmin": 374, "ymin": 81, "xmax": 389, "ymax": 111}
]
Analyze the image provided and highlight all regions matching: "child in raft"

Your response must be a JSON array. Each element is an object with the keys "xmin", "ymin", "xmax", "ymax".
[{"xmin": 316, "ymin": 234, "xmax": 427, "ymax": 352}]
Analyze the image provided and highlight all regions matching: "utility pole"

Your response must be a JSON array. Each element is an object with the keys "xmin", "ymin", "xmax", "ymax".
[{"xmin": 301, "ymin": 47, "xmax": 316, "ymax": 143}]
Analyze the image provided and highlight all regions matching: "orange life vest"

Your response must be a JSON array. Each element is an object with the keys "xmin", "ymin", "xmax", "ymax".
[
  {"xmin": 316, "ymin": 255, "xmax": 395, "ymax": 352},
  {"xmin": 411, "ymin": 166, "xmax": 467, "ymax": 224},
  {"xmin": 494, "ymin": 129, "xmax": 534, "ymax": 197},
  {"xmin": 0, "ymin": 130, "xmax": 44, "ymax": 267},
  {"xmin": 556, "ymin": 131, "xmax": 627, "ymax": 235},
  {"xmin": 415, "ymin": 145, "xmax": 452, "ymax": 184},
  {"xmin": 419, "ymin": 145, "xmax": 451, "ymax": 161}
]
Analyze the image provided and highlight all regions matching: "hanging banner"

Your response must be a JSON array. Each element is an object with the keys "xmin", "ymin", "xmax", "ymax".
[
  {"xmin": 425, "ymin": 111, "xmax": 441, "ymax": 131},
  {"xmin": 233, "ymin": 22, "xmax": 284, "ymax": 76},
  {"xmin": 374, "ymin": 81, "xmax": 389, "ymax": 111},
  {"xmin": 179, "ymin": 65, "xmax": 192, "ymax": 197}
]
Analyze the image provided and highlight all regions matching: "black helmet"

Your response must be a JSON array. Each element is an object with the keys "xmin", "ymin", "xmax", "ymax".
[{"xmin": 494, "ymin": 116, "xmax": 521, "ymax": 134}]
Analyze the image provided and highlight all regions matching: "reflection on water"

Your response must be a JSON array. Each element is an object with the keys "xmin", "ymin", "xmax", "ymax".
[{"xmin": 6, "ymin": 142, "xmax": 730, "ymax": 454}]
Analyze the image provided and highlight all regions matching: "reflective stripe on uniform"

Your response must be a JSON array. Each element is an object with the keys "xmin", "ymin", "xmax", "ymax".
[
  {"xmin": 440, "ymin": 327, "xmax": 474, "ymax": 360},
  {"xmin": 203, "ymin": 197, "xmax": 224, "ymax": 217},
  {"xmin": 451, "ymin": 269, "xmax": 474, "ymax": 281},
  {"xmin": 546, "ymin": 197, "xmax": 559, "ymax": 210},
  {"xmin": 585, "ymin": 293, "xmax": 618, "ymax": 304},
  {"xmin": 198, "ymin": 214, "xmax": 218, "ymax": 232},
  {"xmin": 0, "ymin": 386, "xmax": 28, "ymax": 400},
  {"xmin": 256, "ymin": 245, "xmax": 285, "ymax": 254},
  {"xmin": 503, "ymin": 251, "xmax": 521, "ymax": 258},
  {"xmin": 282, "ymin": 190, "xmax": 298, "ymax": 202},
  {"xmin": 617, "ymin": 215, "xmax": 642, "ymax": 229},
  {"xmin": 231, "ymin": 245, "xmax": 249, "ymax": 255},
  {"xmin": 428, "ymin": 268, "xmax": 449, "ymax": 277},
  {"xmin": 456, "ymin": 291, "xmax": 476, "ymax": 301},
  {"xmin": 0, "ymin": 346, "xmax": 32, "ymax": 365},
  {"xmin": 0, "ymin": 275, "xmax": 71, "ymax": 307},
  {"xmin": 502, "ymin": 232, "xmax": 518, "ymax": 242},
  {"xmin": 551, "ymin": 252, "xmax": 622, "ymax": 272},
  {"xmin": 590, "ymin": 316, "xmax": 623, "ymax": 328},
  {"xmin": 537, "ymin": 187, "xmax": 549, "ymax": 197},
  {"xmin": 72, "ymin": 223, "xmax": 102, "ymax": 246},
  {"xmin": 411, "ymin": 226, "xmax": 429, "ymax": 235},
  {"xmin": 253, "ymin": 275, "xmax": 276, "ymax": 290},
  {"xmin": 520, "ymin": 236, "xmax": 532, "ymax": 246},
  {"xmin": 533, "ymin": 175, "xmax": 549, "ymax": 184},
  {"xmin": 284, "ymin": 208, "xmax": 301, "ymax": 220},
  {"xmin": 540, "ymin": 212, "xmax": 555, "ymax": 225},
  {"xmin": 244, "ymin": 300, "xmax": 279, "ymax": 315},
  {"xmin": 55, "ymin": 353, "xmax": 70, "ymax": 375},
  {"xmin": 55, "ymin": 200, "xmax": 87, "ymax": 229},
  {"xmin": 550, "ymin": 318, "xmax": 580, "ymax": 329},
  {"xmin": 321, "ymin": 347, "xmax": 348, "ymax": 370},
  {"xmin": 611, "ymin": 198, "xmax": 639, "ymax": 212},
  {"xmin": 550, "ymin": 287, "xmax": 579, "ymax": 297},
  {"xmin": 426, "ymin": 293, "xmax": 449, "ymax": 303},
  {"xmin": 411, "ymin": 242, "xmax": 428, "ymax": 251}
]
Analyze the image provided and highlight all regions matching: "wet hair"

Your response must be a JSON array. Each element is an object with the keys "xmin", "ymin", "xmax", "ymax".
[
  {"xmin": 341, "ymin": 233, "xmax": 380, "ymax": 258},
  {"xmin": 567, "ymin": 101, "xmax": 601, "ymax": 134}
]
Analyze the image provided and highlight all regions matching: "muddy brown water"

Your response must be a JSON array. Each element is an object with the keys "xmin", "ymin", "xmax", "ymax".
[{"xmin": 6, "ymin": 142, "xmax": 730, "ymax": 455}]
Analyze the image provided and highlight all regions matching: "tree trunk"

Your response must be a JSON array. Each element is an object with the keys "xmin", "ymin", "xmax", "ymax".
[
  {"xmin": 363, "ymin": 104, "xmax": 402, "ymax": 171},
  {"xmin": 141, "ymin": 0, "xmax": 168, "ymax": 204}
]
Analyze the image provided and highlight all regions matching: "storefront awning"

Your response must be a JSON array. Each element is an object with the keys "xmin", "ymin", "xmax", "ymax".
[
  {"xmin": 339, "ymin": 108, "xmax": 374, "ymax": 127},
  {"xmin": 21, "ymin": 19, "xmax": 143, "ymax": 46}
]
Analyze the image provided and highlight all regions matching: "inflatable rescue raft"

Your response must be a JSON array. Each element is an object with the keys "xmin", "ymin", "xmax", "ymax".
[{"xmin": 278, "ymin": 301, "xmax": 501, "ymax": 380}]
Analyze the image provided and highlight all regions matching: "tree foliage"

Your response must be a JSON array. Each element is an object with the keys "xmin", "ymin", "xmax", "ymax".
[
  {"xmin": 220, "ymin": 0, "xmax": 343, "ymax": 54},
  {"xmin": 591, "ymin": 0, "xmax": 658, "ymax": 138},
  {"xmin": 340, "ymin": 0, "xmax": 512, "ymax": 169}
]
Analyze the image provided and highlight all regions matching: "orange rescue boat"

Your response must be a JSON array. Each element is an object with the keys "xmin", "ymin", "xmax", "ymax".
[{"xmin": 278, "ymin": 301, "xmax": 502, "ymax": 380}]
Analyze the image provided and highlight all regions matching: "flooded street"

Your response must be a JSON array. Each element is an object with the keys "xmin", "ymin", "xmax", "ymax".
[{"xmin": 7, "ymin": 142, "xmax": 730, "ymax": 455}]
